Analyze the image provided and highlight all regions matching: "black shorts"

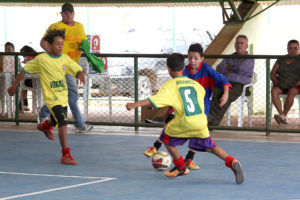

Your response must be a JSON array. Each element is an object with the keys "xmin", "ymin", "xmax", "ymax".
[{"xmin": 49, "ymin": 105, "xmax": 68, "ymax": 128}]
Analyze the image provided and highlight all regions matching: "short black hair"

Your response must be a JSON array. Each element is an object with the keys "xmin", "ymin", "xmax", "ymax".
[
  {"xmin": 20, "ymin": 45, "xmax": 37, "ymax": 54},
  {"xmin": 188, "ymin": 43, "xmax": 204, "ymax": 57},
  {"xmin": 62, "ymin": 3, "xmax": 74, "ymax": 12},
  {"xmin": 167, "ymin": 53, "xmax": 185, "ymax": 72},
  {"xmin": 5, "ymin": 42, "xmax": 14, "ymax": 51},
  {"xmin": 287, "ymin": 39, "xmax": 299, "ymax": 47},
  {"xmin": 44, "ymin": 29, "xmax": 65, "ymax": 45}
]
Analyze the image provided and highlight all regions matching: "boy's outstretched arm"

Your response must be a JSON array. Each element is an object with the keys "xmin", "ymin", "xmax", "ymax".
[
  {"xmin": 126, "ymin": 99, "xmax": 151, "ymax": 111},
  {"xmin": 76, "ymin": 70, "xmax": 86, "ymax": 85},
  {"xmin": 7, "ymin": 71, "xmax": 26, "ymax": 96}
]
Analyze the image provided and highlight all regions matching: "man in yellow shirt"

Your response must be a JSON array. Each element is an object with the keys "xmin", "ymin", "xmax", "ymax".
[
  {"xmin": 8, "ymin": 29, "xmax": 85, "ymax": 165},
  {"xmin": 126, "ymin": 53, "xmax": 245, "ymax": 184},
  {"xmin": 39, "ymin": 3, "xmax": 92, "ymax": 133}
]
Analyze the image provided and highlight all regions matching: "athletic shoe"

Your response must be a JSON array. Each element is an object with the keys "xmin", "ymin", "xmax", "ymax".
[
  {"xmin": 164, "ymin": 166, "xmax": 190, "ymax": 177},
  {"xmin": 185, "ymin": 159, "xmax": 200, "ymax": 170},
  {"xmin": 144, "ymin": 146, "xmax": 157, "ymax": 157},
  {"xmin": 274, "ymin": 114, "xmax": 288, "ymax": 125},
  {"xmin": 75, "ymin": 124, "xmax": 93, "ymax": 133},
  {"xmin": 61, "ymin": 153, "xmax": 78, "ymax": 165},
  {"xmin": 231, "ymin": 160, "xmax": 245, "ymax": 184},
  {"xmin": 37, "ymin": 123, "xmax": 55, "ymax": 140}
]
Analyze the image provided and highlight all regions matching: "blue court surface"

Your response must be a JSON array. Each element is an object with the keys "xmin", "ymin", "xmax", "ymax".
[{"xmin": 0, "ymin": 129, "xmax": 300, "ymax": 200}]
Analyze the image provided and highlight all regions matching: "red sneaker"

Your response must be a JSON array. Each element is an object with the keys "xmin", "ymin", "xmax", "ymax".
[
  {"xmin": 61, "ymin": 152, "xmax": 78, "ymax": 165},
  {"xmin": 37, "ymin": 123, "xmax": 55, "ymax": 140}
]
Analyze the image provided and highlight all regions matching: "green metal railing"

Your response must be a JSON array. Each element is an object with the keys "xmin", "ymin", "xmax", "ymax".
[{"xmin": 1, "ymin": 52, "xmax": 300, "ymax": 135}]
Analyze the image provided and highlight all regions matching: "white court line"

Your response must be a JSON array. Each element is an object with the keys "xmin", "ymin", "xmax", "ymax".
[
  {"xmin": 0, "ymin": 171, "xmax": 112, "ymax": 179},
  {"xmin": 0, "ymin": 171, "xmax": 116, "ymax": 200}
]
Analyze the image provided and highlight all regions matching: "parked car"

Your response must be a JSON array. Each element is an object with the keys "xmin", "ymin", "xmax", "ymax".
[{"xmin": 89, "ymin": 28, "xmax": 215, "ymax": 98}]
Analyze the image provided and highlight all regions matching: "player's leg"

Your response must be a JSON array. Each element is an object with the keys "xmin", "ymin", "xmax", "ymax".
[
  {"xmin": 209, "ymin": 145, "xmax": 245, "ymax": 184},
  {"xmin": 51, "ymin": 105, "xmax": 77, "ymax": 165},
  {"xmin": 144, "ymin": 113, "xmax": 174, "ymax": 157},
  {"xmin": 144, "ymin": 139, "xmax": 162, "ymax": 157},
  {"xmin": 159, "ymin": 130, "xmax": 189, "ymax": 177},
  {"xmin": 38, "ymin": 105, "xmax": 51, "ymax": 124},
  {"xmin": 37, "ymin": 105, "xmax": 55, "ymax": 140},
  {"xmin": 184, "ymin": 148, "xmax": 199, "ymax": 170}
]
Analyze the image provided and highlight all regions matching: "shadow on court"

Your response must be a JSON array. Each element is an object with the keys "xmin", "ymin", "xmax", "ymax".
[{"xmin": 0, "ymin": 130, "xmax": 300, "ymax": 200}]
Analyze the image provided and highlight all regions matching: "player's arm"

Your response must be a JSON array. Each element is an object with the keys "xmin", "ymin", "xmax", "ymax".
[
  {"xmin": 271, "ymin": 62, "xmax": 279, "ymax": 86},
  {"xmin": 126, "ymin": 99, "xmax": 151, "ymax": 111},
  {"xmin": 76, "ymin": 70, "xmax": 85, "ymax": 85},
  {"xmin": 7, "ymin": 70, "xmax": 26, "ymax": 96},
  {"xmin": 219, "ymin": 85, "xmax": 230, "ymax": 107}
]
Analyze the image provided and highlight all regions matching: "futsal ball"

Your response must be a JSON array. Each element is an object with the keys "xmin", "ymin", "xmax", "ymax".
[{"xmin": 152, "ymin": 151, "xmax": 172, "ymax": 171}]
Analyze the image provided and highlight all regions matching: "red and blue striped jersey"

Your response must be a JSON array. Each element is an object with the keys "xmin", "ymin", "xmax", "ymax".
[{"xmin": 183, "ymin": 62, "xmax": 231, "ymax": 116}]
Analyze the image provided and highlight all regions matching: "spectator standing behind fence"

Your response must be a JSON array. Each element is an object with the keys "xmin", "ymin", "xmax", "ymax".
[
  {"xmin": 271, "ymin": 40, "xmax": 300, "ymax": 125},
  {"xmin": 39, "ymin": 3, "xmax": 93, "ymax": 133},
  {"xmin": 207, "ymin": 34, "xmax": 254, "ymax": 127}
]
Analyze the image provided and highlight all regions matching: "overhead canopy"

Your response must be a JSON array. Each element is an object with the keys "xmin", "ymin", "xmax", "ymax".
[{"xmin": 0, "ymin": 0, "xmax": 299, "ymax": 7}]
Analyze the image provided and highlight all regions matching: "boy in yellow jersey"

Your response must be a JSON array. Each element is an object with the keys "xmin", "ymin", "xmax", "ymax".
[
  {"xmin": 126, "ymin": 53, "xmax": 245, "ymax": 184},
  {"xmin": 8, "ymin": 29, "xmax": 85, "ymax": 165}
]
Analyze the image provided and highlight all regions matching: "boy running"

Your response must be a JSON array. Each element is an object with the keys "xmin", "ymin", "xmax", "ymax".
[
  {"xmin": 144, "ymin": 43, "xmax": 231, "ymax": 170},
  {"xmin": 7, "ymin": 29, "xmax": 85, "ymax": 165},
  {"xmin": 126, "ymin": 53, "xmax": 244, "ymax": 184}
]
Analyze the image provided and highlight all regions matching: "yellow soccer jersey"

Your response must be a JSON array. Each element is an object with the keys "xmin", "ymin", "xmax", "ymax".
[
  {"xmin": 45, "ymin": 21, "xmax": 87, "ymax": 63},
  {"xmin": 148, "ymin": 76, "xmax": 209, "ymax": 138},
  {"xmin": 23, "ymin": 53, "xmax": 82, "ymax": 109}
]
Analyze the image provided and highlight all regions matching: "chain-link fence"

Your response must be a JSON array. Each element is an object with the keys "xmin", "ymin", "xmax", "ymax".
[{"xmin": 1, "ymin": 52, "xmax": 300, "ymax": 135}]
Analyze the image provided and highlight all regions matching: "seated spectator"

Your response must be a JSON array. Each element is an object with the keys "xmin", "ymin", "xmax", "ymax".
[
  {"xmin": 271, "ymin": 39, "xmax": 300, "ymax": 125},
  {"xmin": 20, "ymin": 45, "xmax": 37, "ymax": 111},
  {"xmin": 207, "ymin": 34, "xmax": 255, "ymax": 127}
]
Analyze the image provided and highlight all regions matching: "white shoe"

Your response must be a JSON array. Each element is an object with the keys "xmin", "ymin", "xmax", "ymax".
[{"xmin": 75, "ymin": 124, "xmax": 93, "ymax": 133}]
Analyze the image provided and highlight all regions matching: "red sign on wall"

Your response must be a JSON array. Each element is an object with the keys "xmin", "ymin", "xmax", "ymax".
[{"xmin": 91, "ymin": 35, "xmax": 100, "ymax": 53}]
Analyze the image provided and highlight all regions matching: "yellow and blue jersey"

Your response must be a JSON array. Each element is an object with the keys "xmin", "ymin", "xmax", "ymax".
[
  {"xmin": 23, "ymin": 53, "xmax": 82, "ymax": 109},
  {"xmin": 148, "ymin": 76, "xmax": 209, "ymax": 138}
]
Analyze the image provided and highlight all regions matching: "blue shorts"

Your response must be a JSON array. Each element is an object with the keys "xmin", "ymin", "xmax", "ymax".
[{"xmin": 159, "ymin": 130, "xmax": 216, "ymax": 152}]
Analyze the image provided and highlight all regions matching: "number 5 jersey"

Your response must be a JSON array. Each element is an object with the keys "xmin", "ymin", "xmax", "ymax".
[{"xmin": 148, "ymin": 76, "xmax": 209, "ymax": 138}]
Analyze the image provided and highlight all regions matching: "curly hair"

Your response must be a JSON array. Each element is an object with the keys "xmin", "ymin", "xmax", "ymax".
[{"xmin": 44, "ymin": 29, "xmax": 65, "ymax": 44}]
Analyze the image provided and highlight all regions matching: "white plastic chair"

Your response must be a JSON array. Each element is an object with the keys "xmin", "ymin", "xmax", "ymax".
[
  {"xmin": 18, "ymin": 74, "xmax": 42, "ymax": 114},
  {"xmin": 270, "ymin": 92, "xmax": 300, "ymax": 125},
  {"xmin": 225, "ymin": 72, "xmax": 257, "ymax": 127}
]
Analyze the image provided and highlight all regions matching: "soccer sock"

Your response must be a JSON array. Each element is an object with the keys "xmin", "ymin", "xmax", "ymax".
[
  {"xmin": 62, "ymin": 147, "xmax": 70, "ymax": 156},
  {"xmin": 173, "ymin": 155, "xmax": 185, "ymax": 170},
  {"xmin": 225, "ymin": 156, "xmax": 235, "ymax": 168},
  {"xmin": 185, "ymin": 150, "xmax": 195, "ymax": 161},
  {"xmin": 154, "ymin": 140, "xmax": 162, "ymax": 150}
]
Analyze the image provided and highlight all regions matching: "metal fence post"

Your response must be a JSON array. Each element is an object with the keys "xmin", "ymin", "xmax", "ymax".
[
  {"xmin": 266, "ymin": 58, "xmax": 271, "ymax": 136},
  {"xmin": 14, "ymin": 54, "xmax": 19, "ymax": 126},
  {"xmin": 134, "ymin": 56, "xmax": 139, "ymax": 131}
]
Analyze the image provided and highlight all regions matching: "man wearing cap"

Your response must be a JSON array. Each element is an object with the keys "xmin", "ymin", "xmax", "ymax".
[{"xmin": 39, "ymin": 3, "xmax": 93, "ymax": 133}]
